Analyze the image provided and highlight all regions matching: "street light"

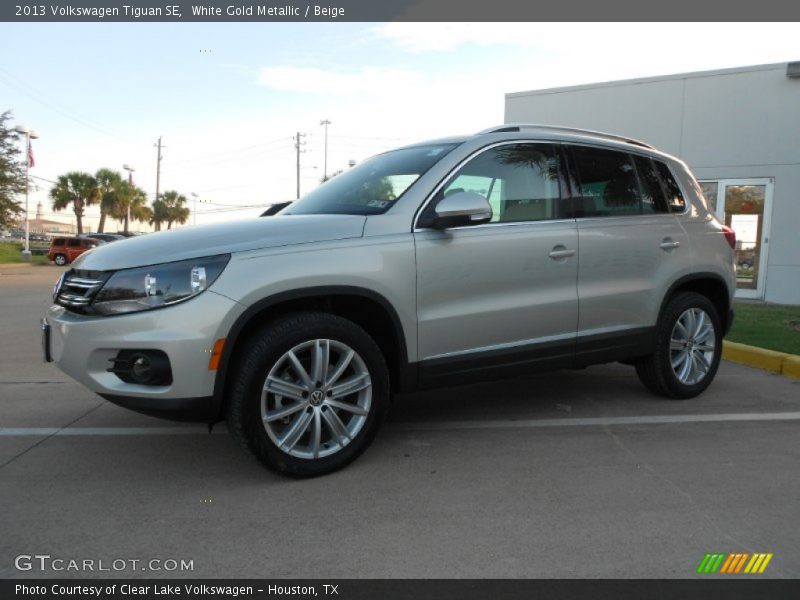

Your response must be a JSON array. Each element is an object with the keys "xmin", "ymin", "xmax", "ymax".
[
  {"xmin": 320, "ymin": 119, "xmax": 331, "ymax": 180},
  {"xmin": 14, "ymin": 125, "xmax": 38, "ymax": 261},
  {"xmin": 122, "ymin": 164, "xmax": 135, "ymax": 234}
]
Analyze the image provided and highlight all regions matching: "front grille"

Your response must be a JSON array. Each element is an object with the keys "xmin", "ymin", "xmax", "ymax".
[{"xmin": 55, "ymin": 269, "xmax": 111, "ymax": 313}]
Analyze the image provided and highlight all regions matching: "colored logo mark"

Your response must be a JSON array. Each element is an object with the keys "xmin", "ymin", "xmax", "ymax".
[{"xmin": 697, "ymin": 552, "xmax": 773, "ymax": 574}]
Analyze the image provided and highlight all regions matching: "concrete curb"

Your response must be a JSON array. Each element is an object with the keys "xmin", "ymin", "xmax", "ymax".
[{"xmin": 723, "ymin": 340, "xmax": 800, "ymax": 380}]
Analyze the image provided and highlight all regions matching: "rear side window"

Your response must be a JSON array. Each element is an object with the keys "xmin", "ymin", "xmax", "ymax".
[
  {"xmin": 569, "ymin": 146, "xmax": 640, "ymax": 217},
  {"xmin": 52, "ymin": 238, "xmax": 65, "ymax": 246},
  {"xmin": 632, "ymin": 156, "xmax": 669, "ymax": 214},
  {"xmin": 654, "ymin": 161, "xmax": 687, "ymax": 213},
  {"xmin": 66, "ymin": 238, "xmax": 80, "ymax": 247}
]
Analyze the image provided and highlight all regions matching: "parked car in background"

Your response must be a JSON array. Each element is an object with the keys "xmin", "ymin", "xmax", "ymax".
[
  {"xmin": 43, "ymin": 125, "xmax": 736, "ymax": 477},
  {"xmin": 48, "ymin": 236, "xmax": 101, "ymax": 265},
  {"xmin": 80, "ymin": 233, "xmax": 126, "ymax": 243}
]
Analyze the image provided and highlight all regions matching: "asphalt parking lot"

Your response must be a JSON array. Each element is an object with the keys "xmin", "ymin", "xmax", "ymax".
[{"xmin": 1, "ymin": 264, "xmax": 799, "ymax": 579}]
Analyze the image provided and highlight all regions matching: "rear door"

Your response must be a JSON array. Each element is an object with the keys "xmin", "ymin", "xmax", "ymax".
[
  {"xmin": 565, "ymin": 144, "xmax": 691, "ymax": 361},
  {"xmin": 66, "ymin": 238, "xmax": 82, "ymax": 261},
  {"xmin": 414, "ymin": 142, "xmax": 579, "ymax": 382}
]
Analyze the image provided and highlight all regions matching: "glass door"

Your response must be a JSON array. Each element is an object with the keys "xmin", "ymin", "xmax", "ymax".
[{"xmin": 699, "ymin": 179, "xmax": 773, "ymax": 299}]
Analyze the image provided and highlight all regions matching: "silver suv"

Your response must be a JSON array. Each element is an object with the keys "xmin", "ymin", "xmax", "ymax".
[{"xmin": 43, "ymin": 125, "xmax": 736, "ymax": 476}]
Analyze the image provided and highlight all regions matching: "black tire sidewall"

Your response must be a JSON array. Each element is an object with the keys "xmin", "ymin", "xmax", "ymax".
[{"xmin": 228, "ymin": 312, "xmax": 390, "ymax": 477}]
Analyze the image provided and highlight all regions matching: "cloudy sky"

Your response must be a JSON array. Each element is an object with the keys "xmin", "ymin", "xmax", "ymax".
[{"xmin": 1, "ymin": 22, "xmax": 797, "ymax": 230}]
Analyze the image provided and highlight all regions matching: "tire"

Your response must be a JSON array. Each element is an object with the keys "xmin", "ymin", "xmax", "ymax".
[
  {"xmin": 226, "ymin": 311, "xmax": 390, "ymax": 477},
  {"xmin": 54, "ymin": 254, "xmax": 68, "ymax": 266},
  {"xmin": 635, "ymin": 292, "xmax": 722, "ymax": 399}
]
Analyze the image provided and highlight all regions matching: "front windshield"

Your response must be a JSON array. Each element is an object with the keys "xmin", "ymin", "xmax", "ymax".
[{"xmin": 283, "ymin": 143, "xmax": 459, "ymax": 216}]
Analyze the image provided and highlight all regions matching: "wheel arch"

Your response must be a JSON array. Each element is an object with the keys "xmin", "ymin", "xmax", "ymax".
[
  {"xmin": 211, "ymin": 286, "xmax": 414, "ymax": 420},
  {"xmin": 658, "ymin": 273, "xmax": 733, "ymax": 335}
]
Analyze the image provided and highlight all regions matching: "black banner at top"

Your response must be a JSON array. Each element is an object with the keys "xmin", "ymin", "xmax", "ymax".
[{"xmin": 3, "ymin": 0, "xmax": 800, "ymax": 22}]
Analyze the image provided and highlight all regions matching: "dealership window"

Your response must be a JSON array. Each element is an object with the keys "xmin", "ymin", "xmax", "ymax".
[
  {"xmin": 569, "ymin": 146, "xmax": 640, "ymax": 217},
  {"xmin": 699, "ymin": 181, "xmax": 719, "ymax": 212},
  {"xmin": 439, "ymin": 143, "xmax": 564, "ymax": 223}
]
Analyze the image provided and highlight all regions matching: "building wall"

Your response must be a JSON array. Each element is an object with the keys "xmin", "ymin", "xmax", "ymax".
[{"xmin": 505, "ymin": 63, "xmax": 800, "ymax": 304}]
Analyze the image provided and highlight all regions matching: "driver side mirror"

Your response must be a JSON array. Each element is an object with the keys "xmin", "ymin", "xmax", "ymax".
[{"xmin": 431, "ymin": 191, "xmax": 493, "ymax": 230}]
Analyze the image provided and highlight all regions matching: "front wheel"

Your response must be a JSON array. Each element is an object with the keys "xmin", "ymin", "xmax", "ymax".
[
  {"xmin": 226, "ymin": 312, "xmax": 390, "ymax": 477},
  {"xmin": 635, "ymin": 292, "xmax": 722, "ymax": 399}
]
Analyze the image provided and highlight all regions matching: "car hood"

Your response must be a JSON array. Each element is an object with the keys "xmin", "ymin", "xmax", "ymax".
[{"xmin": 73, "ymin": 214, "xmax": 367, "ymax": 271}]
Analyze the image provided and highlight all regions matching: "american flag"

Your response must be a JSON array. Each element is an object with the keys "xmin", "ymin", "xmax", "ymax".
[{"xmin": 28, "ymin": 142, "xmax": 35, "ymax": 168}]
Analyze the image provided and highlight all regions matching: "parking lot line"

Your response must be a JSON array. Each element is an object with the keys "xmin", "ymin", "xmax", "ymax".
[
  {"xmin": 397, "ymin": 411, "xmax": 800, "ymax": 431},
  {"xmin": 2, "ymin": 411, "xmax": 800, "ymax": 437}
]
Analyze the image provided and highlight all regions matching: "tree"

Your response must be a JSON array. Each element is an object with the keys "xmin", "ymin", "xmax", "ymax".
[
  {"xmin": 151, "ymin": 197, "xmax": 168, "ymax": 232},
  {"xmin": 95, "ymin": 168, "xmax": 122, "ymax": 233},
  {"xmin": 129, "ymin": 187, "xmax": 153, "ymax": 228},
  {"xmin": 160, "ymin": 190, "xmax": 190, "ymax": 229},
  {"xmin": 50, "ymin": 171, "xmax": 99, "ymax": 234},
  {"xmin": 0, "ymin": 111, "xmax": 26, "ymax": 229}
]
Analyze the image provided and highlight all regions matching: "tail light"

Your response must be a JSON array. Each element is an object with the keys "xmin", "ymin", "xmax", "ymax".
[{"xmin": 722, "ymin": 225, "xmax": 736, "ymax": 249}]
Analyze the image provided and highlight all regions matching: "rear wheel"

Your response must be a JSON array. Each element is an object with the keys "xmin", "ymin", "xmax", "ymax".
[
  {"xmin": 635, "ymin": 292, "xmax": 722, "ymax": 399},
  {"xmin": 53, "ymin": 254, "xmax": 67, "ymax": 266},
  {"xmin": 226, "ymin": 312, "xmax": 390, "ymax": 477}
]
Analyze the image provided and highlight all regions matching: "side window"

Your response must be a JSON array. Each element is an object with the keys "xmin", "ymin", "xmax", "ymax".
[
  {"xmin": 633, "ymin": 156, "xmax": 669, "ymax": 214},
  {"xmin": 569, "ymin": 146, "xmax": 640, "ymax": 217},
  {"xmin": 654, "ymin": 161, "xmax": 687, "ymax": 213},
  {"xmin": 52, "ymin": 238, "xmax": 65, "ymax": 246},
  {"xmin": 66, "ymin": 238, "xmax": 81, "ymax": 247},
  {"xmin": 439, "ymin": 143, "xmax": 564, "ymax": 223}
]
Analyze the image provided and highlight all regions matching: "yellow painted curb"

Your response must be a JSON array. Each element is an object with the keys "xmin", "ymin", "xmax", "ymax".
[
  {"xmin": 723, "ymin": 340, "xmax": 800, "ymax": 379},
  {"xmin": 782, "ymin": 355, "xmax": 800, "ymax": 380}
]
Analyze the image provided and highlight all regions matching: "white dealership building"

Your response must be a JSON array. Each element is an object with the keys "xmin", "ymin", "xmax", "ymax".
[{"xmin": 505, "ymin": 61, "xmax": 800, "ymax": 304}]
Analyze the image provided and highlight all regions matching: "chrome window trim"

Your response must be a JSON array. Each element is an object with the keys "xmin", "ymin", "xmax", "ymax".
[{"xmin": 412, "ymin": 139, "xmax": 690, "ymax": 232}]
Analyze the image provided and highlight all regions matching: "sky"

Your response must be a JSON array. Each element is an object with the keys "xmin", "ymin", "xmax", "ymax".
[{"xmin": 1, "ymin": 22, "xmax": 798, "ymax": 231}]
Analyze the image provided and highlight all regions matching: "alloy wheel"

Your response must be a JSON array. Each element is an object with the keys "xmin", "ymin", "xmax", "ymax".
[
  {"xmin": 669, "ymin": 308, "xmax": 716, "ymax": 385},
  {"xmin": 260, "ymin": 339, "xmax": 372, "ymax": 460}
]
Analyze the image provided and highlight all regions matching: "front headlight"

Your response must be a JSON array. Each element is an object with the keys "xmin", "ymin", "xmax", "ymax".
[{"xmin": 92, "ymin": 254, "xmax": 230, "ymax": 315}]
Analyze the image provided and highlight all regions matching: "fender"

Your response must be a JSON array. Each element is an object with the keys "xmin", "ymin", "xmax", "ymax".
[{"xmin": 210, "ymin": 285, "xmax": 412, "ymax": 419}]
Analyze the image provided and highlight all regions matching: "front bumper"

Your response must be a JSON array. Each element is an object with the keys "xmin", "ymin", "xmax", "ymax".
[{"xmin": 44, "ymin": 290, "xmax": 243, "ymax": 422}]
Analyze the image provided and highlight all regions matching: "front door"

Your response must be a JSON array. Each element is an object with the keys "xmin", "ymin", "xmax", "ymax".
[
  {"xmin": 414, "ymin": 142, "xmax": 578, "ymax": 376},
  {"xmin": 699, "ymin": 179, "xmax": 773, "ymax": 299}
]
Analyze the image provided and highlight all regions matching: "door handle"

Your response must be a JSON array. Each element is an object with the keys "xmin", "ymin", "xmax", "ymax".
[
  {"xmin": 659, "ymin": 238, "xmax": 681, "ymax": 251},
  {"xmin": 548, "ymin": 246, "xmax": 576, "ymax": 260}
]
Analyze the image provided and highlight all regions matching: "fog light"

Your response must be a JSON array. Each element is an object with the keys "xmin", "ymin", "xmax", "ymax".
[{"xmin": 108, "ymin": 350, "xmax": 172, "ymax": 386}]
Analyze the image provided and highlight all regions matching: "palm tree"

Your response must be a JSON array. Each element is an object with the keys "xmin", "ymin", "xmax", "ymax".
[
  {"xmin": 129, "ymin": 187, "xmax": 153, "ymax": 229},
  {"xmin": 50, "ymin": 172, "xmax": 99, "ymax": 234},
  {"xmin": 95, "ymin": 168, "xmax": 122, "ymax": 233},
  {"xmin": 161, "ymin": 190, "xmax": 190, "ymax": 229},
  {"xmin": 151, "ymin": 197, "xmax": 168, "ymax": 232}
]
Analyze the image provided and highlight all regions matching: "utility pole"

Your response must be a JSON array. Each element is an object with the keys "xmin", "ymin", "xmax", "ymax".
[
  {"xmin": 320, "ymin": 119, "xmax": 331, "ymax": 180},
  {"xmin": 293, "ymin": 132, "xmax": 306, "ymax": 199},
  {"xmin": 154, "ymin": 136, "xmax": 163, "ymax": 208},
  {"xmin": 14, "ymin": 125, "xmax": 37, "ymax": 260}
]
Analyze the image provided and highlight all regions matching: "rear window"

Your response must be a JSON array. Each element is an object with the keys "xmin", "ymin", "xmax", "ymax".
[{"xmin": 654, "ymin": 161, "xmax": 687, "ymax": 213}]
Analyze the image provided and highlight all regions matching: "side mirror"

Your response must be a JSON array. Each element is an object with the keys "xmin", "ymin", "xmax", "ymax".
[{"xmin": 431, "ymin": 191, "xmax": 492, "ymax": 230}]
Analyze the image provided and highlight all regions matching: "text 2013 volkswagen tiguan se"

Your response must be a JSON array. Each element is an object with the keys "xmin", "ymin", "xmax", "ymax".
[{"xmin": 43, "ymin": 125, "xmax": 736, "ymax": 476}]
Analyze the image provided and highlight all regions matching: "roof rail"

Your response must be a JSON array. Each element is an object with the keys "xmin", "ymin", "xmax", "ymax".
[{"xmin": 476, "ymin": 124, "xmax": 655, "ymax": 150}]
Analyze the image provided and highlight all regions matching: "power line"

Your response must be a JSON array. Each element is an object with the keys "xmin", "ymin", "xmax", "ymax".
[{"xmin": 0, "ymin": 67, "xmax": 131, "ymax": 143}]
